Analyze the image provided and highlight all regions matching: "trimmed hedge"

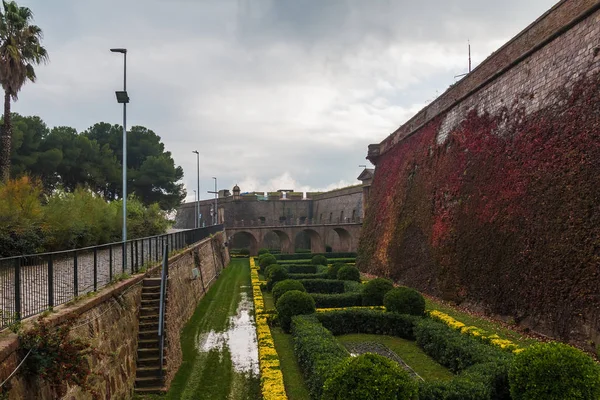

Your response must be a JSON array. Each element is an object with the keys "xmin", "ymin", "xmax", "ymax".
[
  {"xmin": 509, "ymin": 342, "xmax": 600, "ymax": 400},
  {"xmin": 277, "ymin": 257, "xmax": 356, "ymax": 265},
  {"xmin": 285, "ymin": 264, "xmax": 318, "ymax": 274},
  {"xmin": 311, "ymin": 292, "xmax": 363, "ymax": 308},
  {"xmin": 384, "ymin": 286, "xmax": 426, "ymax": 316},
  {"xmin": 362, "ymin": 278, "xmax": 394, "ymax": 306},
  {"xmin": 312, "ymin": 254, "xmax": 328, "ymax": 266},
  {"xmin": 258, "ymin": 254, "xmax": 277, "ymax": 271},
  {"xmin": 322, "ymin": 353, "xmax": 418, "ymax": 400},
  {"xmin": 298, "ymin": 279, "xmax": 346, "ymax": 294},
  {"xmin": 276, "ymin": 252, "xmax": 357, "ymax": 260},
  {"xmin": 327, "ymin": 262, "xmax": 346, "ymax": 279},
  {"xmin": 267, "ymin": 265, "xmax": 288, "ymax": 290},
  {"xmin": 276, "ymin": 290, "xmax": 315, "ymax": 332},
  {"xmin": 414, "ymin": 318, "xmax": 510, "ymax": 373},
  {"xmin": 290, "ymin": 315, "xmax": 349, "ymax": 399},
  {"xmin": 272, "ymin": 280, "xmax": 306, "ymax": 304},
  {"xmin": 337, "ymin": 265, "xmax": 361, "ymax": 282},
  {"xmin": 288, "ymin": 272, "xmax": 329, "ymax": 280},
  {"xmin": 316, "ymin": 309, "xmax": 417, "ymax": 339},
  {"xmin": 418, "ymin": 378, "xmax": 490, "ymax": 400},
  {"xmin": 344, "ymin": 280, "xmax": 363, "ymax": 293},
  {"xmin": 258, "ymin": 248, "xmax": 270, "ymax": 255}
]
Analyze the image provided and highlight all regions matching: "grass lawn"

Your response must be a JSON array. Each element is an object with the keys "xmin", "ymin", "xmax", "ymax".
[
  {"xmin": 424, "ymin": 297, "xmax": 538, "ymax": 348},
  {"xmin": 271, "ymin": 327, "xmax": 311, "ymax": 400},
  {"xmin": 337, "ymin": 334, "xmax": 454, "ymax": 381},
  {"xmin": 160, "ymin": 258, "xmax": 260, "ymax": 400}
]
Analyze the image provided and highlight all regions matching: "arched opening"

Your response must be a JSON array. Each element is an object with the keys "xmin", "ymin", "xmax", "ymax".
[
  {"xmin": 326, "ymin": 227, "xmax": 352, "ymax": 252},
  {"xmin": 230, "ymin": 231, "xmax": 259, "ymax": 255},
  {"xmin": 261, "ymin": 230, "xmax": 292, "ymax": 254},
  {"xmin": 295, "ymin": 229, "xmax": 324, "ymax": 253}
]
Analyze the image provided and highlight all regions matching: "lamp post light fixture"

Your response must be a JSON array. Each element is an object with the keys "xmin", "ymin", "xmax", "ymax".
[
  {"xmin": 192, "ymin": 150, "xmax": 200, "ymax": 228},
  {"xmin": 207, "ymin": 177, "xmax": 218, "ymax": 225},
  {"xmin": 110, "ymin": 47, "xmax": 129, "ymax": 269}
]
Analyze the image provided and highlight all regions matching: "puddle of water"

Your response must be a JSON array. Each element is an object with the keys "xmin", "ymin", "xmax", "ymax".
[{"xmin": 196, "ymin": 291, "xmax": 259, "ymax": 374}]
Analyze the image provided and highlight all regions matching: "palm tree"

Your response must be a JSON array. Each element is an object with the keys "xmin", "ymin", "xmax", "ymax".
[{"xmin": 0, "ymin": 1, "xmax": 47, "ymax": 182}]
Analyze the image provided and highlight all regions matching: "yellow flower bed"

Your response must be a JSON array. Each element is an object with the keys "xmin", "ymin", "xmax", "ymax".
[
  {"xmin": 428, "ymin": 310, "xmax": 521, "ymax": 353},
  {"xmin": 316, "ymin": 306, "xmax": 385, "ymax": 313},
  {"xmin": 250, "ymin": 257, "xmax": 288, "ymax": 400}
]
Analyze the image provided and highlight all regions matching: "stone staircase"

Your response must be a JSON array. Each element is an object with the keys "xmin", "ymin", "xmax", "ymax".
[{"xmin": 134, "ymin": 277, "xmax": 167, "ymax": 394}]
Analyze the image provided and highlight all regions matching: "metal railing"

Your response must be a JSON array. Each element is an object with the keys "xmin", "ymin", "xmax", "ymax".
[
  {"xmin": 0, "ymin": 224, "xmax": 223, "ymax": 330},
  {"xmin": 158, "ymin": 241, "xmax": 168, "ymax": 380},
  {"xmin": 229, "ymin": 217, "xmax": 362, "ymax": 228}
]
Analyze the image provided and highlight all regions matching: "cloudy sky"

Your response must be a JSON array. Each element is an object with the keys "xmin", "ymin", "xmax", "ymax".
[{"xmin": 14, "ymin": 0, "xmax": 557, "ymax": 201}]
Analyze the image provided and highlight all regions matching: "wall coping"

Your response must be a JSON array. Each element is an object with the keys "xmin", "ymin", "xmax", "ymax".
[{"xmin": 372, "ymin": 0, "xmax": 600, "ymax": 161}]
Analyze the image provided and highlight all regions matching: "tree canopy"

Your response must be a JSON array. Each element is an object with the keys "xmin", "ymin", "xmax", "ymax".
[{"xmin": 7, "ymin": 113, "xmax": 186, "ymax": 210}]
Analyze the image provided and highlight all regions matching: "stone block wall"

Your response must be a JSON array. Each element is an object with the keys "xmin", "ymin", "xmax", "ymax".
[
  {"xmin": 359, "ymin": 0, "xmax": 600, "ymax": 349},
  {"xmin": 0, "ymin": 231, "xmax": 230, "ymax": 399}
]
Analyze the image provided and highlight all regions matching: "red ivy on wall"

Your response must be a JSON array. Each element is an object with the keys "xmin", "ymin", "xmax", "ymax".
[{"xmin": 357, "ymin": 71, "xmax": 600, "ymax": 343}]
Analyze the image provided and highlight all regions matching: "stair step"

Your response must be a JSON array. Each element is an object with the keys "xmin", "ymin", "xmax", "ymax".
[
  {"xmin": 134, "ymin": 386, "xmax": 167, "ymax": 394},
  {"xmin": 136, "ymin": 366, "xmax": 167, "ymax": 378},
  {"xmin": 143, "ymin": 278, "xmax": 163, "ymax": 287},
  {"xmin": 135, "ymin": 376, "xmax": 164, "ymax": 388},
  {"xmin": 139, "ymin": 314, "xmax": 159, "ymax": 322},
  {"xmin": 138, "ymin": 348, "xmax": 161, "ymax": 358},
  {"xmin": 138, "ymin": 339, "xmax": 160, "ymax": 349},
  {"xmin": 139, "ymin": 330, "xmax": 159, "ymax": 340},
  {"xmin": 140, "ymin": 307, "xmax": 160, "ymax": 316},
  {"xmin": 141, "ymin": 298, "xmax": 161, "ymax": 305},
  {"xmin": 139, "ymin": 322, "xmax": 159, "ymax": 331},
  {"xmin": 141, "ymin": 292, "xmax": 161, "ymax": 301},
  {"xmin": 137, "ymin": 357, "xmax": 165, "ymax": 367}
]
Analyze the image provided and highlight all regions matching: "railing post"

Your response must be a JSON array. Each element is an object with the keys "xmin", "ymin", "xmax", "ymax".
[
  {"xmin": 141, "ymin": 238, "xmax": 144, "ymax": 269},
  {"xmin": 73, "ymin": 251, "xmax": 79, "ymax": 298},
  {"xmin": 135, "ymin": 240, "xmax": 139, "ymax": 273},
  {"xmin": 122, "ymin": 242, "xmax": 126, "ymax": 274},
  {"xmin": 130, "ymin": 241, "xmax": 134, "ymax": 273},
  {"xmin": 93, "ymin": 248, "xmax": 98, "ymax": 292},
  {"xmin": 14, "ymin": 258, "xmax": 21, "ymax": 320},
  {"xmin": 148, "ymin": 238, "xmax": 152, "ymax": 265},
  {"xmin": 109, "ymin": 246, "xmax": 113, "ymax": 282},
  {"xmin": 48, "ymin": 254, "xmax": 54, "ymax": 308}
]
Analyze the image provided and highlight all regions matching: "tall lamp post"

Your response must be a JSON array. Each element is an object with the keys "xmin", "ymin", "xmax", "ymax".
[
  {"xmin": 207, "ymin": 177, "xmax": 218, "ymax": 225},
  {"xmin": 110, "ymin": 48, "xmax": 129, "ymax": 269},
  {"xmin": 192, "ymin": 150, "xmax": 200, "ymax": 228},
  {"xmin": 193, "ymin": 190, "xmax": 197, "ymax": 229}
]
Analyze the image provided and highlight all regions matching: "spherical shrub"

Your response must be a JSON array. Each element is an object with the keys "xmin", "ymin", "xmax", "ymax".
[
  {"xmin": 264, "ymin": 263, "xmax": 280, "ymax": 280},
  {"xmin": 258, "ymin": 248, "xmax": 270, "ymax": 256},
  {"xmin": 509, "ymin": 342, "xmax": 600, "ymax": 400},
  {"xmin": 267, "ymin": 265, "xmax": 289, "ymax": 290},
  {"xmin": 258, "ymin": 254, "xmax": 277, "ymax": 272},
  {"xmin": 383, "ymin": 287, "xmax": 425, "ymax": 316},
  {"xmin": 362, "ymin": 278, "xmax": 394, "ymax": 306},
  {"xmin": 311, "ymin": 254, "xmax": 328, "ymax": 266},
  {"xmin": 272, "ymin": 279, "xmax": 306, "ymax": 304},
  {"xmin": 322, "ymin": 353, "xmax": 418, "ymax": 400},
  {"xmin": 275, "ymin": 290, "xmax": 315, "ymax": 332},
  {"xmin": 328, "ymin": 262, "xmax": 346, "ymax": 279},
  {"xmin": 337, "ymin": 265, "xmax": 360, "ymax": 282}
]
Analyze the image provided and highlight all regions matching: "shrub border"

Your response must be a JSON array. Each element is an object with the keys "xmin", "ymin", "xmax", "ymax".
[{"xmin": 250, "ymin": 257, "xmax": 288, "ymax": 400}]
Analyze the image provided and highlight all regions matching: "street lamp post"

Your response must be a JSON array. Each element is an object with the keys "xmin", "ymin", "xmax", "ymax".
[
  {"xmin": 192, "ymin": 150, "xmax": 200, "ymax": 229},
  {"xmin": 110, "ymin": 48, "xmax": 129, "ymax": 270},
  {"xmin": 207, "ymin": 177, "xmax": 218, "ymax": 225},
  {"xmin": 193, "ymin": 190, "xmax": 197, "ymax": 229}
]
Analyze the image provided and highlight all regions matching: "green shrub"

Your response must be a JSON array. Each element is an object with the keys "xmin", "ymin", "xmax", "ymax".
[
  {"xmin": 311, "ymin": 254, "xmax": 328, "ymax": 266},
  {"xmin": 288, "ymin": 272, "xmax": 329, "ymax": 280},
  {"xmin": 258, "ymin": 254, "xmax": 277, "ymax": 271},
  {"xmin": 267, "ymin": 265, "xmax": 289, "ymax": 290},
  {"xmin": 509, "ymin": 342, "xmax": 600, "ymax": 400},
  {"xmin": 328, "ymin": 262, "xmax": 346, "ymax": 279},
  {"xmin": 418, "ymin": 378, "xmax": 490, "ymax": 400},
  {"xmin": 384, "ymin": 287, "xmax": 425, "ymax": 316},
  {"xmin": 322, "ymin": 353, "xmax": 418, "ymax": 400},
  {"xmin": 276, "ymin": 290, "xmax": 316, "ymax": 332},
  {"xmin": 311, "ymin": 292, "xmax": 363, "ymax": 308},
  {"xmin": 344, "ymin": 280, "xmax": 363, "ymax": 293},
  {"xmin": 298, "ymin": 279, "xmax": 346, "ymax": 294},
  {"xmin": 362, "ymin": 278, "xmax": 394, "ymax": 306},
  {"xmin": 272, "ymin": 280, "xmax": 306, "ymax": 304},
  {"xmin": 462, "ymin": 360, "xmax": 511, "ymax": 400},
  {"xmin": 414, "ymin": 318, "xmax": 508, "ymax": 373},
  {"xmin": 317, "ymin": 309, "xmax": 417, "ymax": 339},
  {"xmin": 337, "ymin": 265, "xmax": 360, "ymax": 282},
  {"xmin": 239, "ymin": 248, "xmax": 250, "ymax": 256},
  {"xmin": 257, "ymin": 248, "xmax": 270, "ymax": 255},
  {"xmin": 291, "ymin": 315, "xmax": 349, "ymax": 398},
  {"xmin": 285, "ymin": 264, "xmax": 317, "ymax": 274}
]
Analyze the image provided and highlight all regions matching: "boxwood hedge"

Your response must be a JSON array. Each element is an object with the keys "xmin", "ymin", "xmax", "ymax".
[
  {"xmin": 311, "ymin": 292, "xmax": 363, "ymax": 308},
  {"xmin": 276, "ymin": 252, "xmax": 357, "ymax": 260},
  {"xmin": 298, "ymin": 279, "xmax": 346, "ymax": 294},
  {"xmin": 316, "ymin": 309, "xmax": 417, "ymax": 339}
]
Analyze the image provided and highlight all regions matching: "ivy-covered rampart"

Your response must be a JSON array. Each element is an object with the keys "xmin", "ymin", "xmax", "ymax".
[{"xmin": 359, "ymin": 64, "xmax": 600, "ymax": 347}]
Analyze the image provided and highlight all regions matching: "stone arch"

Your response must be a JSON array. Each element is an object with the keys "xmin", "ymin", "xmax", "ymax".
[
  {"xmin": 295, "ymin": 229, "xmax": 325, "ymax": 253},
  {"xmin": 261, "ymin": 229, "xmax": 293, "ymax": 254},
  {"xmin": 229, "ymin": 231, "xmax": 259, "ymax": 255},
  {"xmin": 326, "ymin": 227, "xmax": 353, "ymax": 252}
]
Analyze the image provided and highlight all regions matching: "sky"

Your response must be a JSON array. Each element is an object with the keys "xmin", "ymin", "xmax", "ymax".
[{"xmin": 13, "ymin": 0, "xmax": 557, "ymax": 201}]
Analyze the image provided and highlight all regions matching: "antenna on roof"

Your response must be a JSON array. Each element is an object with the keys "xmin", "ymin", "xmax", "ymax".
[{"xmin": 454, "ymin": 40, "xmax": 472, "ymax": 79}]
